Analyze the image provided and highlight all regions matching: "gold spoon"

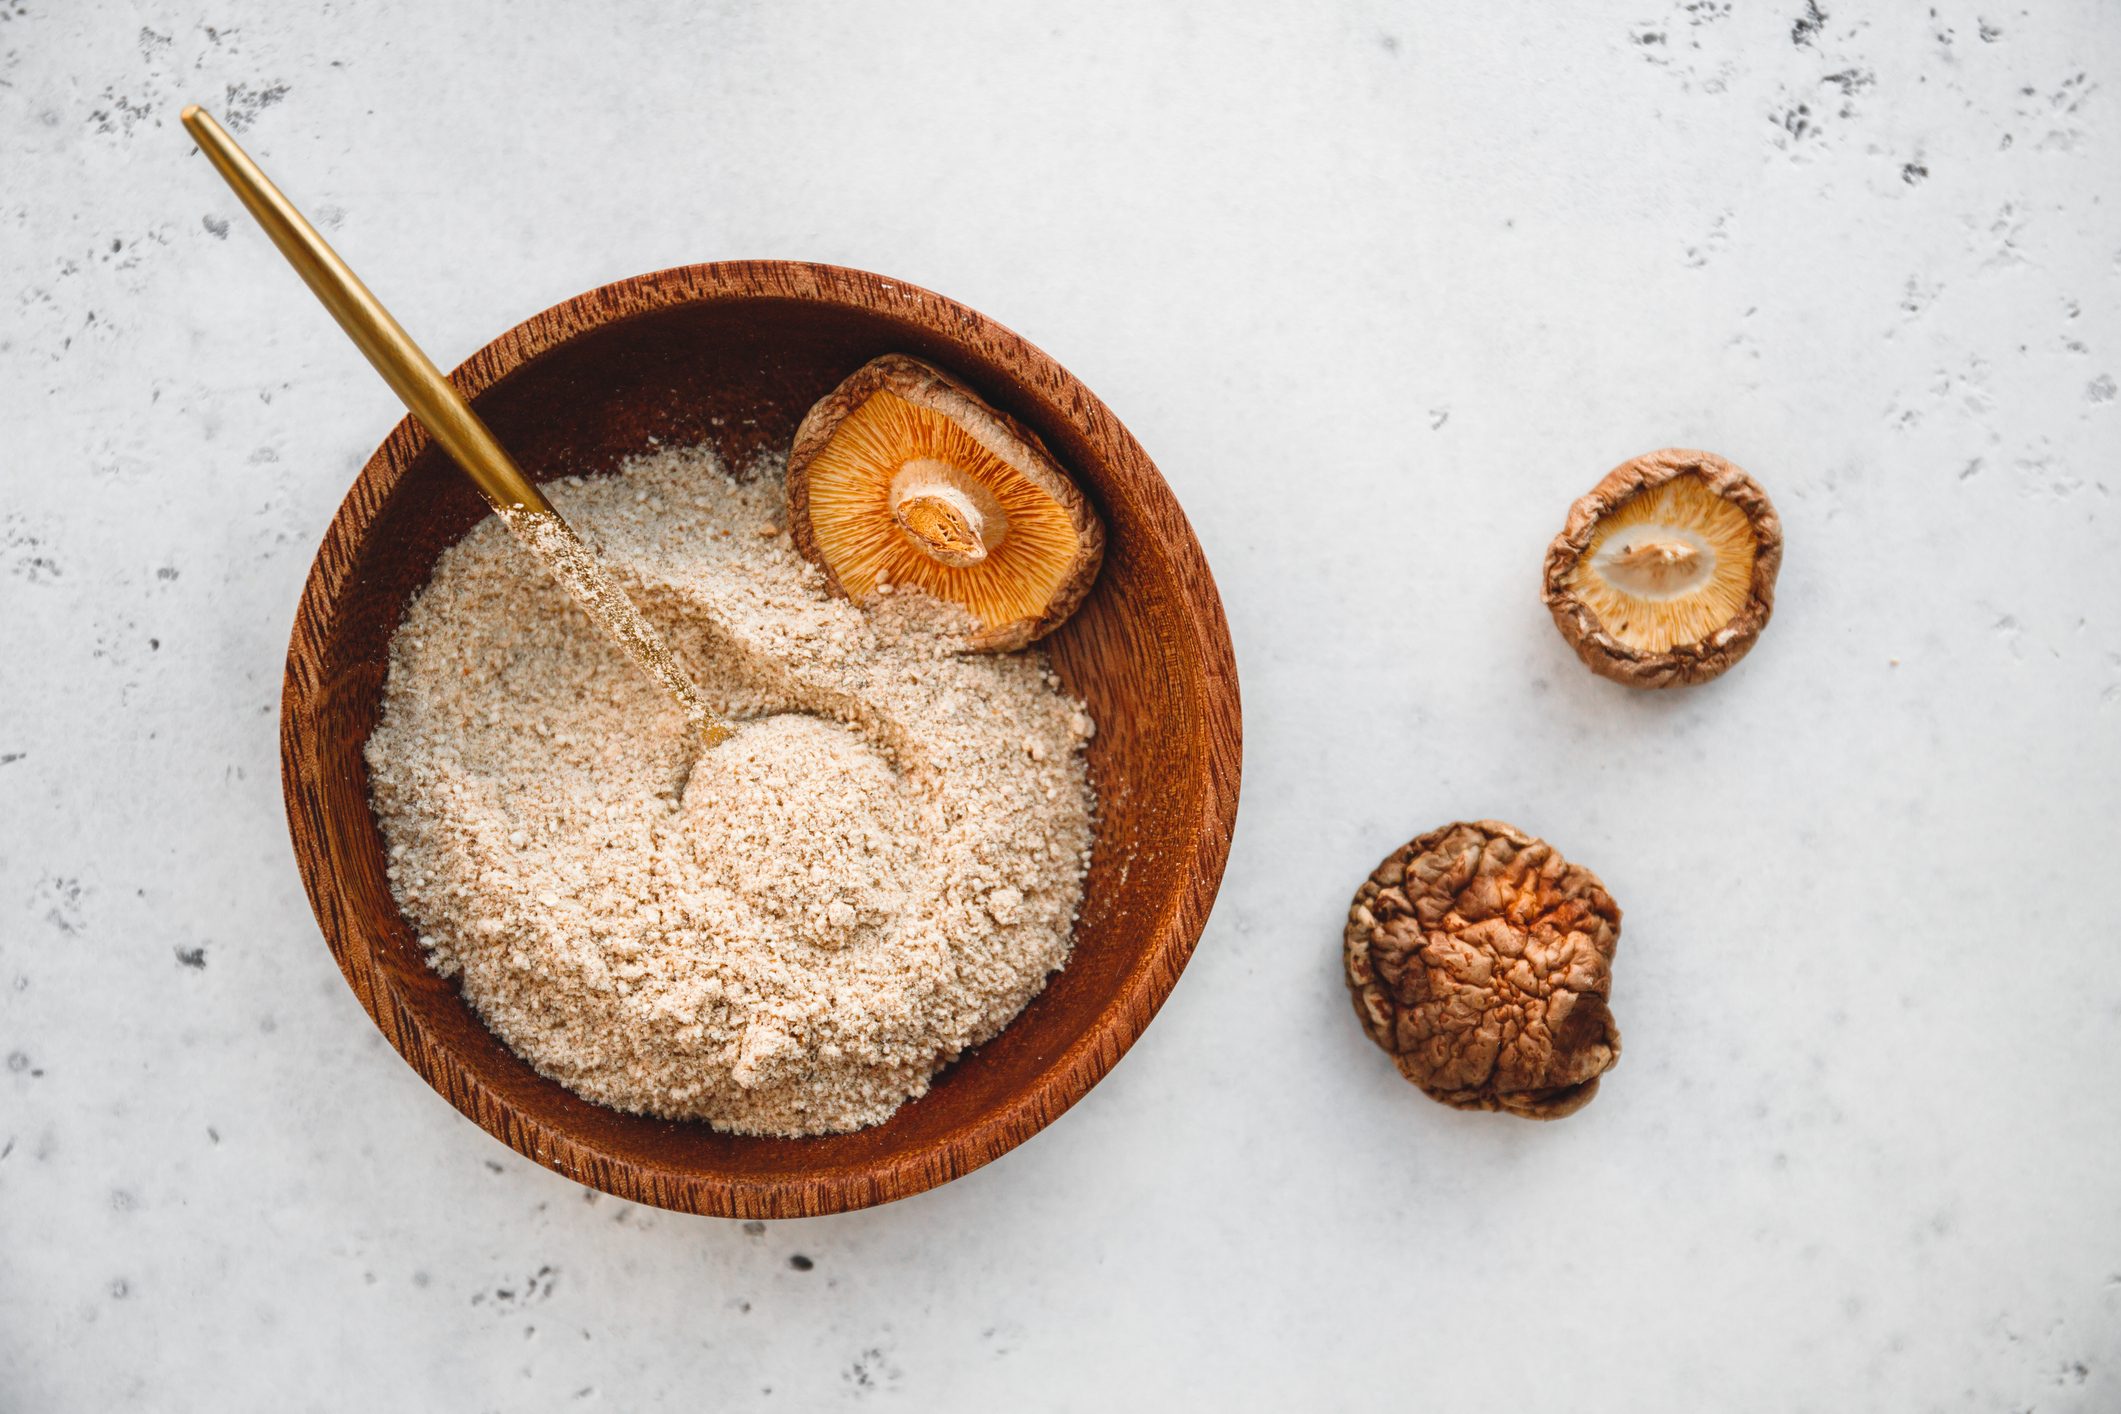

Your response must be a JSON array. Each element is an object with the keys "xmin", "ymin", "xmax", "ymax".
[{"xmin": 182, "ymin": 104, "xmax": 735, "ymax": 748}]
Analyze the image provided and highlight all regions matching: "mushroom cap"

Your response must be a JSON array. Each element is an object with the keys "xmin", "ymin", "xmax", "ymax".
[
  {"xmin": 1344, "ymin": 820, "xmax": 1622, "ymax": 1120},
  {"xmin": 1542, "ymin": 448, "xmax": 1782, "ymax": 689},
  {"xmin": 787, "ymin": 355, "xmax": 1105, "ymax": 651}
]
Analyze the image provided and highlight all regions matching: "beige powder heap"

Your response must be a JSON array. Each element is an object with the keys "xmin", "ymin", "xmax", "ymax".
[{"xmin": 364, "ymin": 445, "xmax": 1096, "ymax": 1136}]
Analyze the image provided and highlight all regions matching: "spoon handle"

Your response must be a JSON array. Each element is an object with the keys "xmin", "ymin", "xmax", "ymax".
[
  {"xmin": 181, "ymin": 104, "xmax": 552, "ymax": 516},
  {"xmin": 185, "ymin": 105, "xmax": 734, "ymax": 748}
]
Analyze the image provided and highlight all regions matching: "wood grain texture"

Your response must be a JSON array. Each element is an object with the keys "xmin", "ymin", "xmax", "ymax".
[{"xmin": 280, "ymin": 261, "xmax": 1243, "ymax": 1218}]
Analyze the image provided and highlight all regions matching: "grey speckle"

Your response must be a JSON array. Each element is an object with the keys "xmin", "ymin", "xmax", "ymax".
[
  {"xmin": 1791, "ymin": 0, "xmax": 1827, "ymax": 48},
  {"xmin": 201, "ymin": 215, "xmax": 229, "ymax": 240},
  {"xmin": 38, "ymin": 875, "xmax": 86, "ymax": 934},
  {"xmin": 470, "ymin": 1266, "xmax": 558, "ymax": 1309},
  {"xmin": 843, "ymin": 1347, "xmax": 902, "ymax": 1393},
  {"xmin": 742, "ymin": 1220, "xmax": 766, "ymax": 1236},
  {"xmin": 221, "ymin": 81, "xmax": 291, "ymax": 134},
  {"xmin": 2088, "ymin": 373, "xmax": 2116, "ymax": 404},
  {"xmin": 788, "ymin": 1254, "xmax": 814, "ymax": 1272},
  {"xmin": 1822, "ymin": 67, "xmax": 1876, "ymax": 111},
  {"xmin": 173, "ymin": 945, "xmax": 206, "ymax": 969},
  {"xmin": 87, "ymin": 89, "xmax": 156, "ymax": 139},
  {"xmin": 0, "ymin": 752, "xmax": 23, "ymax": 766},
  {"xmin": 14, "ymin": 552, "xmax": 62, "ymax": 583},
  {"xmin": 1902, "ymin": 161, "xmax": 1930, "ymax": 185}
]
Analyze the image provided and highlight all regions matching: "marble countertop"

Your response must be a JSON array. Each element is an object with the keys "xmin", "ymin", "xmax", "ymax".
[{"xmin": 4, "ymin": 2, "xmax": 2118, "ymax": 1408}]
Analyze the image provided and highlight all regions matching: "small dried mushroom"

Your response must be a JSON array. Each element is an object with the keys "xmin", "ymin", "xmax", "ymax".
[
  {"xmin": 1543, "ymin": 448, "xmax": 1782, "ymax": 688},
  {"xmin": 1344, "ymin": 820, "xmax": 1622, "ymax": 1119},
  {"xmin": 787, "ymin": 354, "xmax": 1104, "ymax": 651}
]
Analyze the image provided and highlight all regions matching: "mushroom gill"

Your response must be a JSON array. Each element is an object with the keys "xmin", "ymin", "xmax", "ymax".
[
  {"xmin": 1571, "ymin": 472, "xmax": 1758, "ymax": 655},
  {"xmin": 1542, "ymin": 448, "xmax": 1783, "ymax": 688},
  {"xmin": 788, "ymin": 356, "xmax": 1104, "ymax": 651}
]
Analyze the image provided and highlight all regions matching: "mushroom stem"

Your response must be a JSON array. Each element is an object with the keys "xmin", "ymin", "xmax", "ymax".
[
  {"xmin": 889, "ymin": 459, "xmax": 1007, "ymax": 568},
  {"xmin": 1607, "ymin": 538, "xmax": 1703, "ymax": 594}
]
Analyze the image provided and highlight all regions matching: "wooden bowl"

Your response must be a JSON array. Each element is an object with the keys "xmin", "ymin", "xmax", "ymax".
[{"xmin": 281, "ymin": 261, "xmax": 1242, "ymax": 1218}]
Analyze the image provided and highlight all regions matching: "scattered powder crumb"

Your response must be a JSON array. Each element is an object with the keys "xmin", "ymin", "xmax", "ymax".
[{"xmin": 364, "ymin": 446, "xmax": 1096, "ymax": 1136}]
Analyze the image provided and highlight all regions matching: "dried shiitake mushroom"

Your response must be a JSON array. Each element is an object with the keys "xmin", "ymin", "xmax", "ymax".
[
  {"xmin": 787, "ymin": 354, "xmax": 1105, "ymax": 651},
  {"xmin": 1344, "ymin": 820, "xmax": 1622, "ymax": 1120},
  {"xmin": 1542, "ymin": 448, "xmax": 1782, "ymax": 688}
]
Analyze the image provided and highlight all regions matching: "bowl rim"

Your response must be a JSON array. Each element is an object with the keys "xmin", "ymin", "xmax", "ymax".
[{"xmin": 280, "ymin": 259, "xmax": 1242, "ymax": 1216}]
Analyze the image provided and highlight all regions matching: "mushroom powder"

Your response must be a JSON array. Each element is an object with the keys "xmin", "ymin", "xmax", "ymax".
[{"xmin": 363, "ymin": 445, "xmax": 1096, "ymax": 1136}]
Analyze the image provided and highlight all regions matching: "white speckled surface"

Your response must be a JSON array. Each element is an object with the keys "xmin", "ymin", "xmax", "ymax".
[{"xmin": 4, "ymin": 2, "xmax": 2119, "ymax": 1408}]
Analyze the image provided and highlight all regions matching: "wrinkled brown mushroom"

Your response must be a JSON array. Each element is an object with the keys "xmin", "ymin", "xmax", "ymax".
[
  {"xmin": 1543, "ymin": 448, "xmax": 1782, "ymax": 688},
  {"xmin": 1344, "ymin": 820, "xmax": 1622, "ymax": 1119},
  {"xmin": 787, "ymin": 354, "xmax": 1104, "ymax": 651}
]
